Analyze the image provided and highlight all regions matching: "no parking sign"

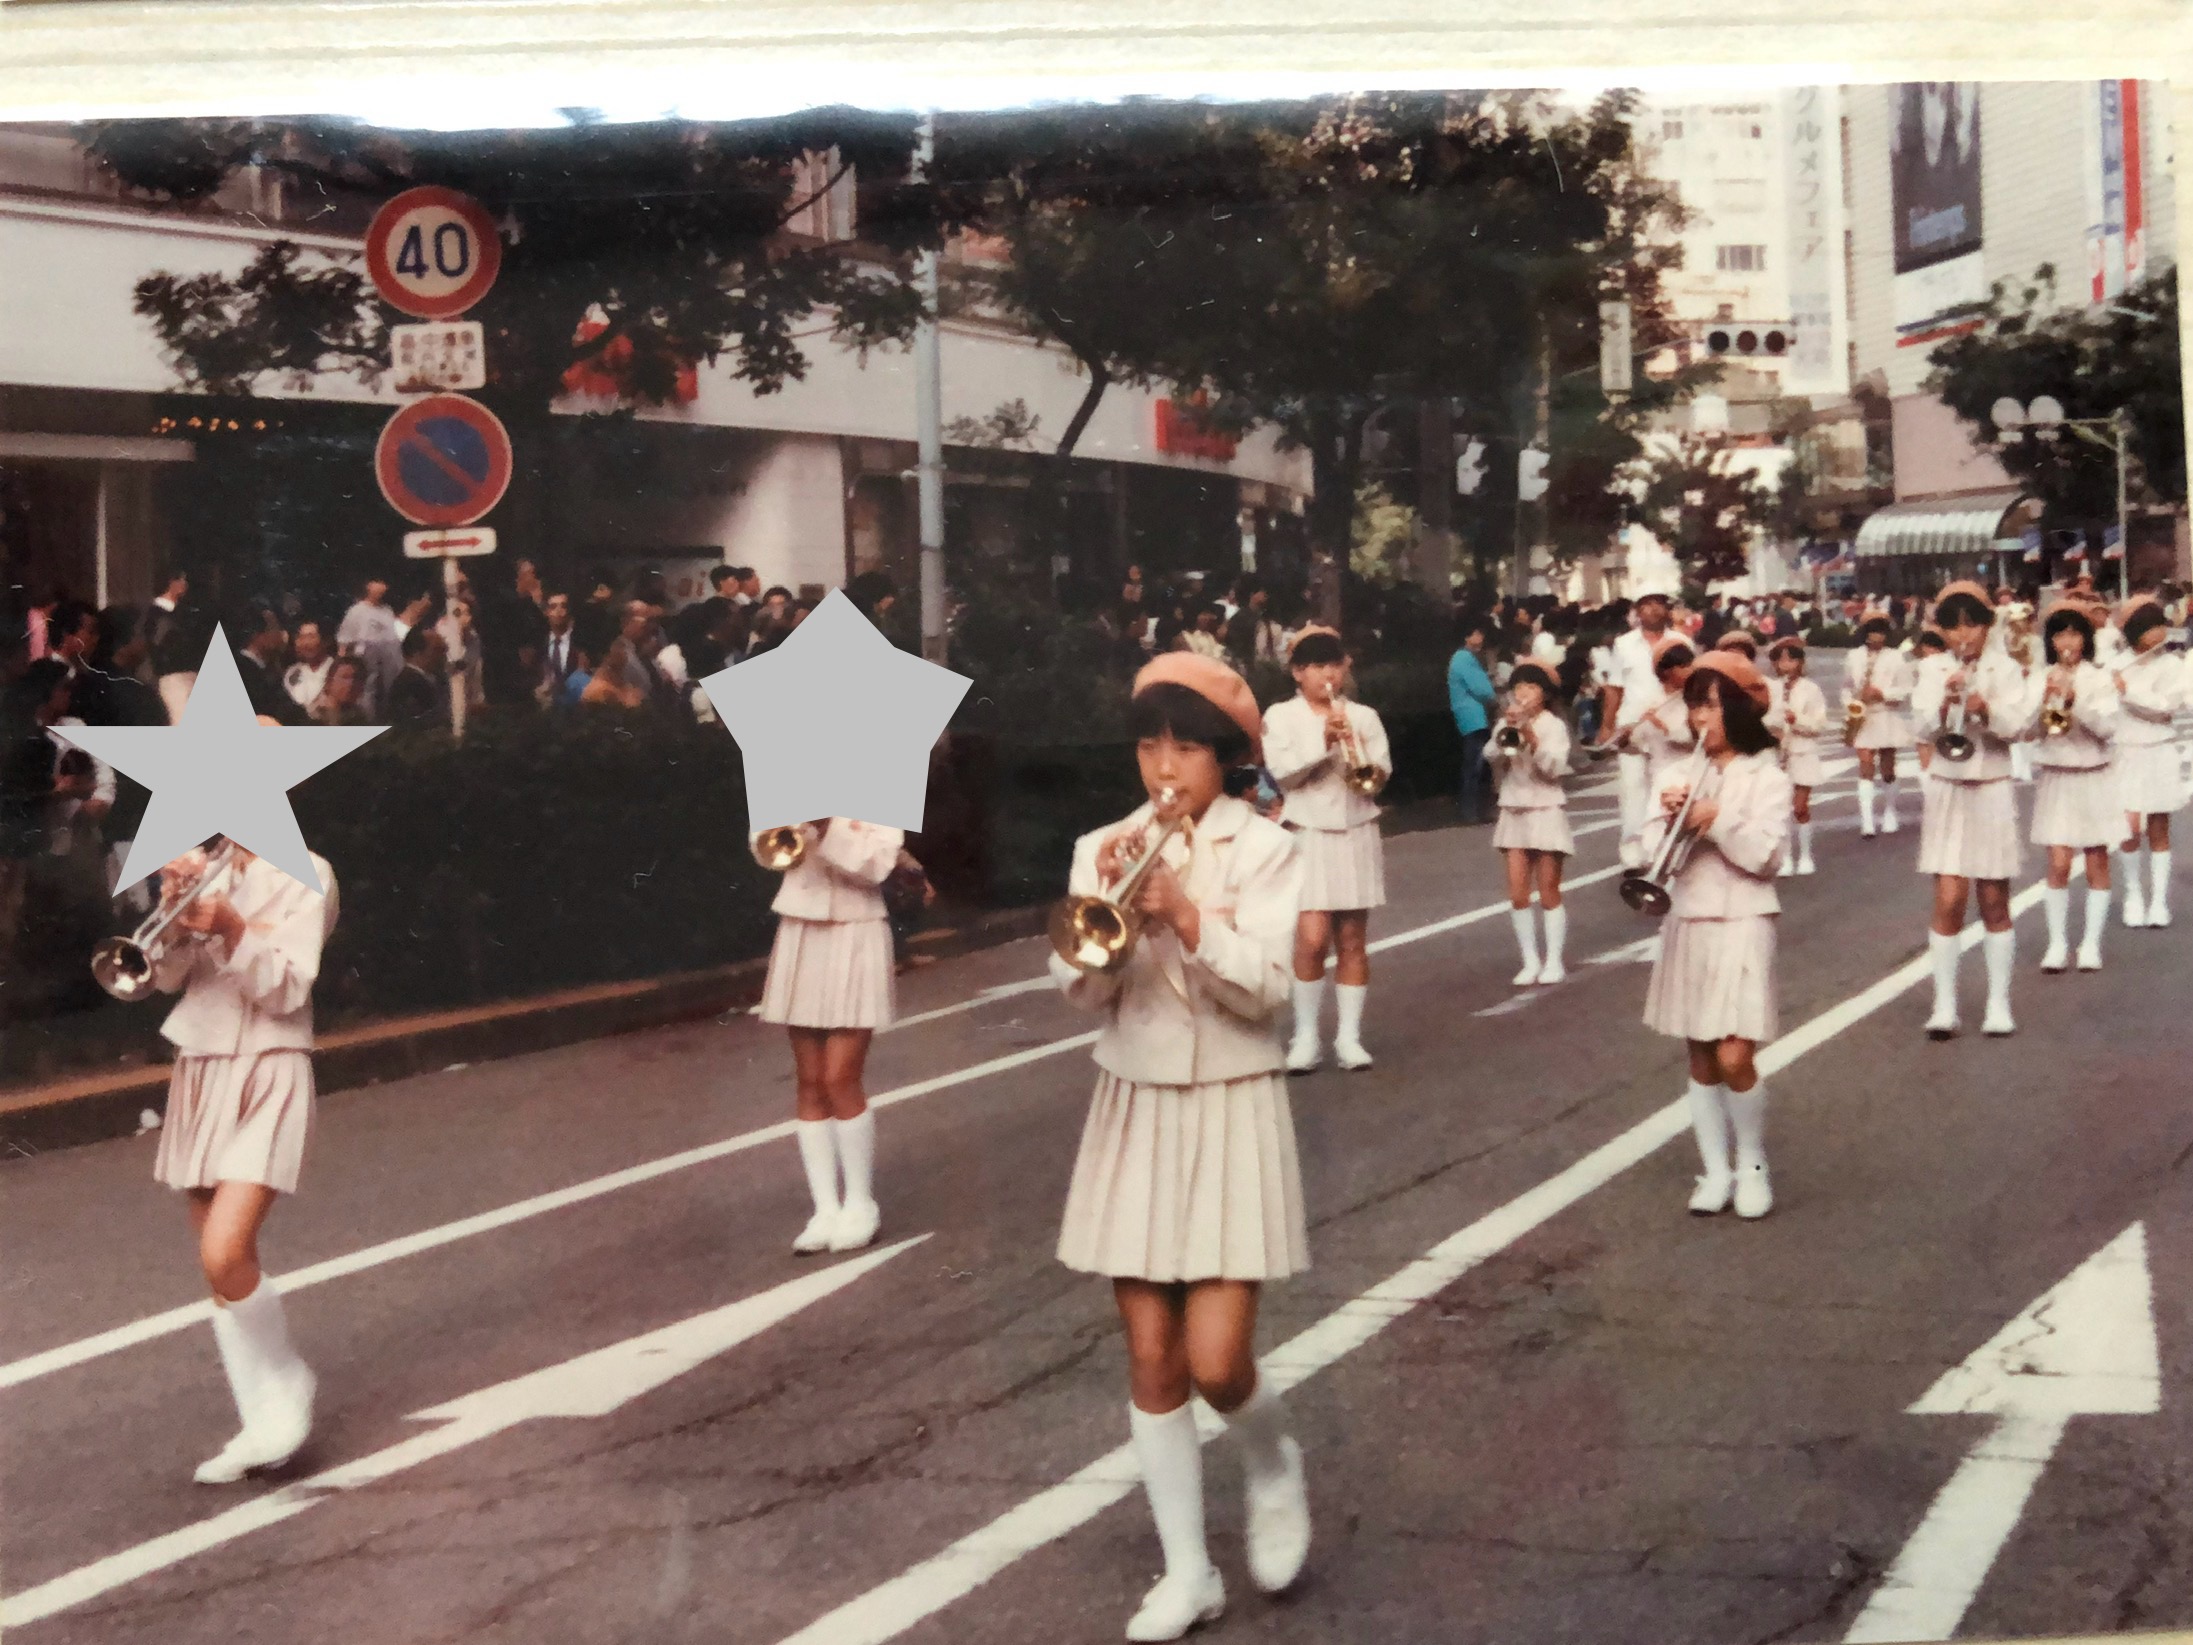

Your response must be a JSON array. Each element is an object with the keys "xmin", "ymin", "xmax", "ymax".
[
  {"xmin": 366, "ymin": 186, "xmax": 502, "ymax": 320},
  {"xmin": 375, "ymin": 394, "xmax": 513, "ymax": 527}
]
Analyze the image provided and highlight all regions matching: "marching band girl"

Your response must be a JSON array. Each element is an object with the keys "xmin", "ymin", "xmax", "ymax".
[
  {"xmin": 1716, "ymin": 630, "xmax": 1760, "ymax": 662},
  {"xmin": 1640, "ymin": 653, "xmax": 1792, "ymax": 1220},
  {"xmin": 1054, "ymin": 653, "xmax": 1313, "ymax": 1640},
  {"xmin": 1845, "ymin": 615, "xmax": 1915, "ymax": 837},
  {"xmin": 1766, "ymin": 637, "xmax": 1827, "ymax": 875},
  {"xmin": 1263, "ymin": 628, "xmax": 1390, "ymax": 1072},
  {"xmin": 755, "ymin": 815, "xmax": 903, "ymax": 1254},
  {"xmin": 1490, "ymin": 662, "xmax": 1573, "ymax": 985},
  {"xmin": 151, "ymin": 825, "xmax": 337, "ymax": 1485},
  {"xmin": 1911, "ymin": 583, "xmax": 2038, "ymax": 1039},
  {"xmin": 1629, "ymin": 634, "xmax": 1699, "ymax": 797},
  {"xmin": 2112, "ymin": 596, "xmax": 2185, "ymax": 927},
  {"xmin": 2028, "ymin": 602, "xmax": 2121, "ymax": 972}
]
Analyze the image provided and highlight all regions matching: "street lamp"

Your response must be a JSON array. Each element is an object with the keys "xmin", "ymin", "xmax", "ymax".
[{"xmin": 1989, "ymin": 395, "xmax": 2132, "ymax": 600}]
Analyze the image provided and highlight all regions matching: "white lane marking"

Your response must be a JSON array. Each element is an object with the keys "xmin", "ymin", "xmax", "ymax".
[
  {"xmin": 768, "ymin": 883, "xmax": 2050, "ymax": 1645},
  {"xmin": 1843, "ymin": 1223, "xmax": 2159, "ymax": 1644},
  {"xmin": 2, "ymin": 1239, "xmax": 929, "ymax": 1627},
  {"xmin": 0, "ymin": 844, "xmax": 1623, "ymax": 1392}
]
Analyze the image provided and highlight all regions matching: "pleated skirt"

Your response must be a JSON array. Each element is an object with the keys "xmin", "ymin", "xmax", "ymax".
[
  {"xmin": 1782, "ymin": 741, "xmax": 1829, "ymax": 788},
  {"xmin": 1851, "ymin": 708, "xmax": 1915, "ymax": 750},
  {"xmin": 1492, "ymin": 805, "xmax": 1574, "ymax": 855},
  {"xmin": 1642, "ymin": 915, "xmax": 1778, "ymax": 1044},
  {"xmin": 1057, "ymin": 1069, "xmax": 1309, "ymax": 1283},
  {"xmin": 2116, "ymin": 742, "xmax": 2189, "ymax": 818},
  {"xmin": 2031, "ymin": 764, "xmax": 2124, "ymax": 849},
  {"xmin": 154, "ymin": 1051, "xmax": 314, "ymax": 1195},
  {"xmin": 758, "ymin": 916, "xmax": 896, "ymax": 1029},
  {"xmin": 1293, "ymin": 821, "xmax": 1385, "ymax": 912},
  {"xmin": 1918, "ymin": 777, "xmax": 2022, "ymax": 881}
]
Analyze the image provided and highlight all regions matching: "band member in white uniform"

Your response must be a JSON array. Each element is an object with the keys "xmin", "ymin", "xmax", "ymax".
[
  {"xmin": 1766, "ymin": 637, "xmax": 1828, "ymax": 874},
  {"xmin": 1716, "ymin": 630, "xmax": 1760, "ymax": 663},
  {"xmin": 1263, "ymin": 628, "xmax": 1389, "ymax": 1072},
  {"xmin": 1912, "ymin": 582, "xmax": 2039, "ymax": 1039},
  {"xmin": 2028, "ymin": 601, "xmax": 2122, "ymax": 971},
  {"xmin": 1844, "ymin": 616, "xmax": 1915, "ymax": 836},
  {"xmin": 1490, "ymin": 662, "xmax": 1573, "ymax": 985},
  {"xmin": 1639, "ymin": 653, "xmax": 1792, "ymax": 1220},
  {"xmin": 1053, "ymin": 653, "xmax": 1312, "ymax": 1640},
  {"xmin": 150, "ymin": 829, "xmax": 337, "ymax": 1485},
  {"xmin": 2111, "ymin": 596, "xmax": 2185, "ymax": 927},
  {"xmin": 1995, "ymin": 600, "xmax": 2040, "ymax": 784},
  {"xmin": 756, "ymin": 815, "xmax": 903, "ymax": 1254},
  {"xmin": 1599, "ymin": 590, "xmax": 1676, "ymax": 870},
  {"xmin": 1628, "ymin": 634, "xmax": 1699, "ymax": 796}
]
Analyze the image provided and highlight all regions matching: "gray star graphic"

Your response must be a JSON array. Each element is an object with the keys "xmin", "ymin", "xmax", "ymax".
[
  {"xmin": 699, "ymin": 591, "xmax": 969, "ymax": 832},
  {"xmin": 52, "ymin": 628, "xmax": 385, "ymax": 894}
]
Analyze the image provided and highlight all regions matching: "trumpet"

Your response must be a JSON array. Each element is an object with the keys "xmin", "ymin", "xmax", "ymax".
[
  {"xmin": 1619, "ymin": 748, "xmax": 1716, "ymax": 917},
  {"xmin": 1935, "ymin": 668, "xmax": 1977, "ymax": 762},
  {"xmin": 2039, "ymin": 673, "xmax": 2075, "ymax": 737},
  {"xmin": 1327, "ymin": 691, "xmax": 1383, "ymax": 796},
  {"xmin": 1049, "ymin": 788, "xmax": 1194, "ymax": 974},
  {"xmin": 1493, "ymin": 709, "xmax": 1525, "ymax": 753},
  {"xmin": 91, "ymin": 839, "xmax": 242, "ymax": 1001},
  {"xmin": 752, "ymin": 825, "xmax": 809, "ymax": 871}
]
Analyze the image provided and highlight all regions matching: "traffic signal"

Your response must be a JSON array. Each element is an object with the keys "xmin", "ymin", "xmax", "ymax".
[
  {"xmin": 1518, "ymin": 447, "xmax": 1550, "ymax": 502},
  {"xmin": 1455, "ymin": 439, "xmax": 1488, "ymax": 496}
]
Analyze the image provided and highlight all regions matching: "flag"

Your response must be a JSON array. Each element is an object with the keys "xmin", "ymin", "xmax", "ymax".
[
  {"xmin": 2055, "ymin": 528, "xmax": 2087, "ymax": 563},
  {"xmin": 2102, "ymin": 523, "xmax": 2126, "ymax": 560},
  {"xmin": 2021, "ymin": 527, "xmax": 2044, "ymax": 563}
]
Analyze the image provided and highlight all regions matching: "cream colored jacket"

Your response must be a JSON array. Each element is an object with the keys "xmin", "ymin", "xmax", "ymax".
[
  {"xmin": 155, "ymin": 853, "xmax": 337, "ymax": 1056},
  {"xmin": 1911, "ymin": 650, "xmax": 2041, "ymax": 783},
  {"xmin": 759, "ymin": 818, "xmax": 903, "ymax": 923},
  {"xmin": 1767, "ymin": 676, "xmax": 1830, "ymax": 751},
  {"xmin": 2028, "ymin": 660, "xmax": 2119, "ymax": 772},
  {"xmin": 1049, "ymin": 794, "xmax": 1302, "ymax": 1086},
  {"xmin": 1643, "ymin": 751, "xmax": 1791, "ymax": 919},
  {"xmin": 2113, "ymin": 649, "xmax": 2185, "ymax": 748},
  {"xmin": 1263, "ymin": 694, "xmax": 1389, "ymax": 831},
  {"xmin": 1491, "ymin": 709, "xmax": 1570, "ymax": 808}
]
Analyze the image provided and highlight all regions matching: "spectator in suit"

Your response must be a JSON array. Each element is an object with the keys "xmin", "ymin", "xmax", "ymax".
[
  {"xmin": 540, "ymin": 591, "xmax": 584, "ymax": 706},
  {"xmin": 228, "ymin": 605, "xmax": 309, "ymax": 725},
  {"xmin": 284, "ymin": 620, "xmax": 334, "ymax": 714},
  {"xmin": 384, "ymin": 625, "xmax": 449, "ymax": 729}
]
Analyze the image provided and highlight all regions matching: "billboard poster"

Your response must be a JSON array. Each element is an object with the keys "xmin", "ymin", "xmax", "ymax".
[
  {"xmin": 1890, "ymin": 82, "xmax": 1987, "ymax": 348},
  {"xmin": 1781, "ymin": 85, "xmax": 1849, "ymax": 393},
  {"xmin": 2086, "ymin": 80, "xmax": 2149, "ymax": 301}
]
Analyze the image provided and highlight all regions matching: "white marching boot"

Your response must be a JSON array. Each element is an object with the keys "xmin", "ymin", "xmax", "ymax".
[
  {"xmin": 2149, "ymin": 850, "xmax": 2173, "ymax": 926},
  {"xmin": 1685, "ymin": 1080, "xmax": 1733, "ymax": 1215},
  {"xmin": 225, "ymin": 1280, "xmax": 315, "ymax": 1475},
  {"xmin": 1285, "ymin": 977, "xmax": 1325, "ymax": 1073},
  {"xmin": 2039, "ymin": 886, "xmax": 2071, "ymax": 973},
  {"xmin": 1536, "ymin": 905, "xmax": 1568, "ymax": 985},
  {"xmin": 1878, "ymin": 779, "xmax": 1901, "ymax": 834},
  {"xmin": 2121, "ymin": 845, "xmax": 2149, "ymax": 927},
  {"xmin": 1223, "ymin": 1374, "xmax": 1311, "ymax": 1595},
  {"xmin": 1857, "ymin": 779, "xmax": 1878, "ymax": 837},
  {"xmin": 2076, "ymin": 886, "xmax": 2110, "ymax": 971},
  {"xmin": 1981, "ymin": 929, "xmax": 2017, "ymax": 1036},
  {"xmin": 1727, "ymin": 1084, "xmax": 1772, "ymax": 1219},
  {"xmin": 1509, "ymin": 907, "xmax": 1542, "ymax": 987},
  {"xmin": 1796, "ymin": 821, "xmax": 1817, "ymax": 875},
  {"xmin": 1126, "ymin": 1403, "xmax": 1226, "ymax": 1642},
  {"xmin": 1924, "ymin": 930, "xmax": 1961, "ymax": 1039},
  {"xmin": 1332, "ymin": 984, "xmax": 1373, "ymax": 1070},
  {"xmin": 193, "ymin": 1302, "xmax": 263, "ymax": 1484},
  {"xmin": 793, "ymin": 1119, "xmax": 842, "ymax": 1254},
  {"xmin": 828, "ymin": 1110, "xmax": 881, "ymax": 1252}
]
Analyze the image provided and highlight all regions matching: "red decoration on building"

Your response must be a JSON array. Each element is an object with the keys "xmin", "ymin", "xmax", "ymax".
[
  {"xmin": 561, "ymin": 315, "xmax": 700, "ymax": 404},
  {"xmin": 1154, "ymin": 395, "xmax": 1238, "ymax": 461}
]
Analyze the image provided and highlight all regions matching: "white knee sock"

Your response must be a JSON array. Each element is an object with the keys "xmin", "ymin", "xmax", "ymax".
[
  {"xmin": 1290, "ymin": 977, "xmax": 1326, "ymax": 1043},
  {"xmin": 227, "ymin": 1278, "xmax": 307, "ymax": 1387},
  {"xmin": 1220, "ymin": 1370, "xmax": 1292, "ymax": 1487},
  {"xmin": 1983, "ymin": 928, "xmax": 2016, "ymax": 1016},
  {"xmin": 1541, "ymin": 905, "xmax": 1568, "ymax": 970},
  {"xmin": 2152, "ymin": 850, "xmax": 2173, "ymax": 919},
  {"xmin": 1334, "ymin": 983, "xmax": 1367, "ymax": 1045},
  {"xmin": 2120, "ymin": 843, "xmax": 2148, "ymax": 919},
  {"xmin": 1686, "ymin": 1078, "xmax": 1730, "ymax": 1178},
  {"xmin": 1858, "ymin": 779, "xmax": 1877, "ymax": 830},
  {"xmin": 1880, "ymin": 777, "xmax": 1899, "ymax": 817},
  {"xmin": 2042, "ymin": 885, "xmax": 2070, "ymax": 949},
  {"xmin": 795, "ymin": 1120, "xmax": 841, "ymax": 1216},
  {"xmin": 1928, "ymin": 928, "xmax": 1961, "ymax": 1020},
  {"xmin": 1129, "ymin": 1402, "xmax": 1211, "ymax": 1581},
  {"xmin": 2082, "ymin": 885, "xmax": 2112, "ymax": 952},
  {"xmin": 1509, "ymin": 907, "xmax": 1540, "ymax": 970},
  {"xmin": 208, "ymin": 1301, "xmax": 259, "ymax": 1430},
  {"xmin": 1797, "ymin": 820, "xmax": 1815, "ymax": 862},
  {"xmin": 1725, "ymin": 1082, "xmax": 1767, "ymax": 1170},
  {"xmin": 832, "ymin": 1110, "xmax": 876, "ymax": 1209}
]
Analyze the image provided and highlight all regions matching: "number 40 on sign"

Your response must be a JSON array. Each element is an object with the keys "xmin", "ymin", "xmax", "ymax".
[{"xmin": 366, "ymin": 186, "xmax": 503, "ymax": 320}]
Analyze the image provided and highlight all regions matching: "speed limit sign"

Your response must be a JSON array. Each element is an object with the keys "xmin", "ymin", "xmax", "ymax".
[{"xmin": 365, "ymin": 186, "xmax": 502, "ymax": 319}]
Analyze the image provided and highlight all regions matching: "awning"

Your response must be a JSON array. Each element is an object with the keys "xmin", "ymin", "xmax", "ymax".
[{"xmin": 1854, "ymin": 489, "xmax": 2030, "ymax": 559}]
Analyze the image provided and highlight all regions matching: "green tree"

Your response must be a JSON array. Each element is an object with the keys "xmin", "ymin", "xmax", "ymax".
[
  {"xmin": 1926, "ymin": 263, "xmax": 2184, "ymax": 523},
  {"xmin": 1634, "ymin": 434, "xmax": 1774, "ymax": 587}
]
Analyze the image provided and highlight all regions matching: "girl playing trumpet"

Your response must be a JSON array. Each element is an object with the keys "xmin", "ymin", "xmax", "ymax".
[
  {"xmin": 1766, "ymin": 637, "xmax": 1828, "ymax": 875},
  {"xmin": 150, "ymin": 824, "xmax": 337, "ymax": 1486},
  {"xmin": 1053, "ymin": 653, "xmax": 1313, "ymax": 1640},
  {"xmin": 754, "ymin": 815, "xmax": 904, "ymax": 1254},
  {"xmin": 2028, "ymin": 602, "xmax": 2121, "ymax": 972},
  {"xmin": 1262, "ymin": 628, "xmax": 1390, "ymax": 1072},
  {"xmin": 1639, "ymin": 654, "xmax": 1793, "ymax": 1219},
  {"xmin": 2110, "ymin": 596, "xmax": 2184, "ymax": 927},
  {"xmin": 1491, "ymin": 662, "xmax": 1574, "ymax": 985}
]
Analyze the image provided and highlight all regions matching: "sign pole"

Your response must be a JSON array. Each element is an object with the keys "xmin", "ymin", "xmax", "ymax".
[{"xmin": 913, "ymin": 113, "xmax": 947, "ymax": 667}]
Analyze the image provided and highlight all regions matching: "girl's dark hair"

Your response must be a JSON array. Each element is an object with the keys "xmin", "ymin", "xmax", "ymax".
[
  {"xmin": 1507, "ymin": 661, "xmax": 1560, "ymax": 699},
  {"xmin": 2124, "ymin": 602, "xmax": 2169, "ymax": 648},
  {"xmin": 1682, "ymin": 668, "xmax": 1777, "ymax": 756},
  {"xmin": 1128, "ymin": 681, "xmax": 1253, "ymax": 769},
  {"xmin": 1934, "ymin": 591, "xmax": 1995, "ymax": 629},
  {"xmin": 1915, "ymin": 629, "xmax": 1948, "ymax": 652},
  {"xmin": 1856, "ymin": 615, "xmax": 1892, "ymax": 640},
  {"xmin": 2042, "ymin": 605, "xmax": 2095, "ymax": 655},
  {"xmin": 1288, "ymin": 631, "xmax": 1344, "ymax": 668},
  {"xmin": 1653, "ymin": 641, "xmax": 1695, "ymax": 677}
]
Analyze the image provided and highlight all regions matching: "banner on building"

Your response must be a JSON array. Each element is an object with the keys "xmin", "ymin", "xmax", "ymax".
[
  {"xmin": 2085, "ymin": 81, "xmax": 2148, "ymax": 302},
  {"xmin": 1890, "ymin": 82, "xmax": 1987, "ymax": 350},
  {"xmin": 1781, "ymin": 86, "xmax": 1849, "ymax": 394}
]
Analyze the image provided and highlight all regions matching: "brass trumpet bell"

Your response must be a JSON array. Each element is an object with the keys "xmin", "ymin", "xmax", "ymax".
[
  {"xmin": 1493, "ymin": 724, "xmax": 1524, "ymax": 753},
  {"xmin": 90, "ymin": 936, "xmax": 158, "ymax": 1001},
  {"xmin": 2040, "ymin": 703, "xmax": 2074, "ymax": 737},
  {"xmin": 752, "ymin": 826, "xmax": 808, "ymax": 871},
  {"xmin": 1048, "ymin": 895, "xmax": 1139, "ymax": 975},
  {"xmin": 1841, "ymin": 699, "xmax": 1867, "ymax": 746},
  {"xmin": 1935, "ymin": 730, "xmax": 1977, "ymax": 761},
  {"xmin": 1617, "ymin": 875, "xmax": 1674, "ymax": 917}
]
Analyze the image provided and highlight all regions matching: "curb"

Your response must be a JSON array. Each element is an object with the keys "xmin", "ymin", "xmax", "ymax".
[{"xmin": 0, "ymin": 901, "xmax": 1053, "ymax": 1159}]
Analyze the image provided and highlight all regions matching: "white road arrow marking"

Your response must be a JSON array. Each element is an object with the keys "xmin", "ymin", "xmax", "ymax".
[
  {"xmin": 1844, "ymin": 1223, "xmax": 2160, "ymax": 1644},
  {"xmin": 1, "ymin": 1237, "xmax": 927, "ymax": 1629}
]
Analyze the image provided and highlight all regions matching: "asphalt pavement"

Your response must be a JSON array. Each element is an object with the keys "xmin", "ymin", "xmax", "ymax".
[{"xmin": 3, "ymin": 758, "xmax": 2188, "ymax": 1645}]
